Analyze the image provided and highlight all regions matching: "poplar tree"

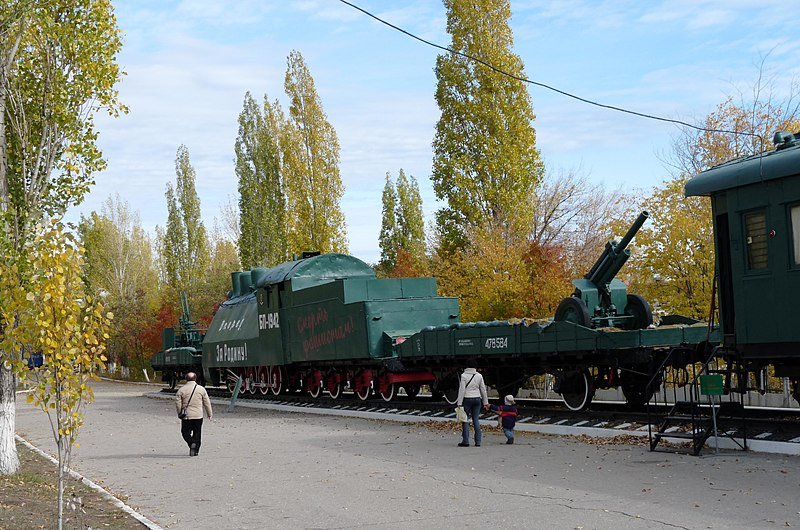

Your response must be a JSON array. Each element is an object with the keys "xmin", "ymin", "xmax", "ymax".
[
  {"xmin": 395, "ymin": 169, "xmax": 426, "ymax": 267},
  {"xmin": 162, "ymin": 145, "xmax": 210, "ymax": 305},
  {"xmin": 282, "ymin": 50, "xmax": 348, "ymax": 255},
  {"xmin": 432, "ymin": 0, "xmax": 543, "ymax": 252},
  {"xmin": 235, "ymin": 91, "xmax": 287, "ymax": 268},
  {"xmin": 0, "ymin": 0, "xmax": 124, "ymax": 475},
  {"xmin": 377, "ymin": 173, "xmax": 398, "ymax": 275}
]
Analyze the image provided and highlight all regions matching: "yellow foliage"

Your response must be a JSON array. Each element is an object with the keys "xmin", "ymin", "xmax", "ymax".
[
  {"xmin": 432, "ymin": 224, "xmax": 572, "ymax": 321},
  {"xmin": 0, "ymin": 220, "xmax": 111, "ymax": 459}
]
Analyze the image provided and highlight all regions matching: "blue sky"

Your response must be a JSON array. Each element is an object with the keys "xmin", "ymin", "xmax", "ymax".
[{"xmin": 77, "ymin": 0, "xmax": 800, "ymax": 263}]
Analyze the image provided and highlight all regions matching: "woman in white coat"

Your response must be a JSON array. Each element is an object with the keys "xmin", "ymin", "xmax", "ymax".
[{"xmin": 456, "ymin": 367, "xmax": 488, "ymax": 447}]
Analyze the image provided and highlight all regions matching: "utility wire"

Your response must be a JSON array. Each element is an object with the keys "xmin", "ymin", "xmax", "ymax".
[{"xmin": 338, "ymin": 0, "xmax": 761, "ymax": 140}]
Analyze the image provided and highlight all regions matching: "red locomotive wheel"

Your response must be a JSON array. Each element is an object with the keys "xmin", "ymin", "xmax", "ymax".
[
  {"xmin": 379, "ymin": 383, "xmax": 396, "ymax": 402},
  {"xmin": 246, "ymin": 368, "xmax": 257, "ymax": 395},
  {"xmin": 326, "ymin": 371, "xmax": 342, "ymax": 399},
  {"xmin": 258, "ymin": 367, "xmax": 269, "ymax": 395},
  {"xmin": 377, "ymin": 373, "xmax": 395, "ymax": 402},
  {"xmin": 308, "ymin": 370, "xmax": 323, "ymax": 398},
  {"xmin": 354, "ymin": 370, "xmax": 373, "ymax": 401},
  {"xmin": 270, "ymin": 366, "xmax": 283, "ymax": 396}
]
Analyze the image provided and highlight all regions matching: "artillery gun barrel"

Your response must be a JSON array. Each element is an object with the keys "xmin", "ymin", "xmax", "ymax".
[
  {"xmin": 584, "ymin": 211, "xmax": 649, "ymax": 287},
  {"xmin": 617, "ymin": 210, "xmax": 649, "ymax": 251}
]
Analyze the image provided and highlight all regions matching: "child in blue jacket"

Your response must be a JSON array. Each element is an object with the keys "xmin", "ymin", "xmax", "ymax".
[{"xmin": 489, "ymin": 395, "xmax": 518, "ymax": 444}]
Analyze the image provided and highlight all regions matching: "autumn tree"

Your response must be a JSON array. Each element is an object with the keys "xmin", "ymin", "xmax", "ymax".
[
  {"xmin": 194, "ymin": 235, "xmax": 240, "ymax": 325},
  {"xmin": 282, "ymin": 50, "xmax": 348, "ymax": 255},
  {"xmin": 1, "ymin": 221, "xmax": 111, "ymax": 529},
  {"xmin": 432, "ymin": 0, "xmax": 543, "ymax": 252},
  {"xmin": 235, "ymin": 91, "xmax": 287, "ymax": 268},
  {"xmin": 79, "ymin": 195, "xmax": 159, "ymax": 371},
  {"xmin": 622, "ymin": 73, "xmax": 800, "ymax": 319},
  {"xmin": 532, "ymin": 168, "xmax": 625, "ymax": 278},
  {"xmin": 432, "ymin": 223, "xmax": 571, "ymax": 322},
  {"xmin": 0, "ymin": 0, "xmax": 124, "ymax": 475},
  {"xmin": 377, "ymin": 173, "xmax": 398, "ymax": 275},
  {"xmin": 395, "ymin": 169, "xmax": 426, "ymax": 273},
  {"xmin": 161, "ymin": 145, "xmax": 210, "ymax": 316}
]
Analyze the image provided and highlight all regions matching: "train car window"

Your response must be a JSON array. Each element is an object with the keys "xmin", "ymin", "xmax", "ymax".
[
  {"xmin": 744, "ymin": 210, "xmax": 768, "ymax": 270},
  {"xmin": 791, "ymin": 205, "xmax": 800, "ymax": 266}
]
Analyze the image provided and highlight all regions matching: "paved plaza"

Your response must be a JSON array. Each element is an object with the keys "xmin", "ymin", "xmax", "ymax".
[{"xmin": 13, "ymin": 381, "xmax": 800, "ymax": 529}]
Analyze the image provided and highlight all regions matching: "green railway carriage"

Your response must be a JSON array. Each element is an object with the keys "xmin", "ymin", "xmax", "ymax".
[{"xmin": 685, "ymin": 131, "xmax": 800, "ymax": 395}]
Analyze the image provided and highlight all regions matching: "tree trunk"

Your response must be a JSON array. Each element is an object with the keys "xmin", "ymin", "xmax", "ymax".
[
  {"xmin": 0, "ymin": 362, "xmax": 20, "ymax": 475},
  {"xmin": 0, "ymin": 90, "xmax": 8, "ymax": 210},
  {"xmin": 57, "ymin": 439, "xmax": 64, "ymax": 530}
]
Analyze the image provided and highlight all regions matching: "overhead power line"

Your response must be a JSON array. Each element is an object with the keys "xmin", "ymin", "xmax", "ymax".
[{"xmin": 337, "ymin": 0, "xmax": 759, "ymax": 140}]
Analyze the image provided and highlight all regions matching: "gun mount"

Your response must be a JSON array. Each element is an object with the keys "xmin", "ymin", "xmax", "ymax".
[
  {"xmin": 150, "ymin": 291, "xmax": 205, "ymax": 388},
  {"xmin": 554, "ymin": 211, "xmax": 653, "ymax": 330}
]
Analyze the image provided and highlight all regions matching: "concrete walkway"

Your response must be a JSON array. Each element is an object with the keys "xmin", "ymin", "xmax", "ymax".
[{"xmin": 14, "ymin": 381, "xmax": 800, "ymax": 529}]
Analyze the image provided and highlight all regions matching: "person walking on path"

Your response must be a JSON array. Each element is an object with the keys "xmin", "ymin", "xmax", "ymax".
[
  {"xmin": 175, "ymin": 372, "xmax": 213, "ymax": 456},
  {"xmin": 456, "ymin": 367, "xmax": 488, "ymax": 447},
  {"xmin": 489, "ymin": 395, "xmax": 518, "ymax": 444}
]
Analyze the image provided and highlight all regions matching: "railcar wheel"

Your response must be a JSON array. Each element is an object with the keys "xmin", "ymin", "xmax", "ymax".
[
  {"xmin": 258, "ymin": 367, "xmax": 269, "ymax": 395},
  {"xmin": 557, "ymin": 370, "xmax": 595, "ymax": 412},
  {"xmin": 246, "ymin": 368, "xmax": 257, "ymax": 395},
  {"xmin": 443, "ymin": 388, "xmax": 459, "ymax": 405},
  {"xmin": 623, "ymin": 294, "xmax": 653, "ymax": 330},
  {"xmin": 270, "ymin": 366, "xmax": 283, "ymax": 396},
  {"xmin": 403, "ymin": 384, "xmax": 421, "ymax": 399},
  {"xmin": 620, "ymin": 369, "xmax": 657, "ymax": 409},
  {"xmin": 328, "ymin": 383, "xmax": 342, "ymax": 399},
  {"xmin": 554, "ymin": 296, "xmax": 591, "ymax": 328}
]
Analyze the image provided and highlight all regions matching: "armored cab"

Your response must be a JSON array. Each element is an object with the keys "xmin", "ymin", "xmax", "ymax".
[
  {"xmin": 685, "ymin": 131, "xmax": 800, "ymax": 370},
  {"xmin": 202, "ymin": 253, "xmax": 459, "ymax": 388}
]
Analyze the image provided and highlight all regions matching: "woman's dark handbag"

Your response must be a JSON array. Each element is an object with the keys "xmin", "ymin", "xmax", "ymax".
[{"xmin": 178, "ymin": 383, "xmax": 197, "ymax": 420}]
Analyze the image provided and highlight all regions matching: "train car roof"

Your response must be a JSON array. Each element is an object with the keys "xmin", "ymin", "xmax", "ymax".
[
  {"xmin": 685, "ymin": 132, "xmax": 800, "ymax": 197},
  {"xmin": 254, "ymin": 253, "xmax": 375, "ymax": 291}
]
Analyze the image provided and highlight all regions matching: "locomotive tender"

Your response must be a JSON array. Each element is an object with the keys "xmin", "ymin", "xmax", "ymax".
[{"xmin": 153, "ymin": 131, "xmax": 800, "ymax": 410}]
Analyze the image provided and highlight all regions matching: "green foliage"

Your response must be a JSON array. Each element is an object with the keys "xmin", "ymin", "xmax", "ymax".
[
  {"xmin": 377, "ymin": 173, "xmax": 398, "ymax": 275},
  {"xmin": 1, "ymin": 0, "xmax": 126, "ymax": 248},
  {"xmin": 161, "ymin": 145, "xmax": 210, "ymax": 312},
  {"xmin": 235, "ymin": 92, "xmax": 287, "ymax": 268},
  {"xmin": 282, "ymin": 50, "xmax": 348, "ymax": 255},
  {"xmin": 378, "ymin": 169, "xmax": 427, "ymax": 277},
  {"xmin": 0, "ymin": 0, "xmax": 124, "ymax": 478},
  {"xmin": 78, "ymin": 195, "xmax": 159, "ymax": 369},
  {"xmin": 432, "ymin": 0, "xmax": 543, "ymax": 252}
]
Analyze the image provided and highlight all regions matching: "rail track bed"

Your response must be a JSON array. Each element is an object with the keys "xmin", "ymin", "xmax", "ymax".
[{"xmin": 161, "ymin": 387, "xmax": 800, "ymax": 450}]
